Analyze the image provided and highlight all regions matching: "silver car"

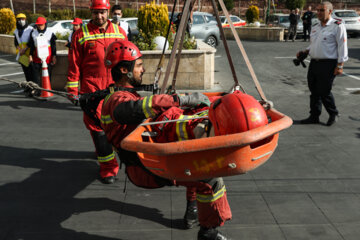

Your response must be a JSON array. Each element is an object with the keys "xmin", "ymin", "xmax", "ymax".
[
  {"xmin": 268, "ymin": 13, "xmax": 303, "ymax": 38},
  {"xmin": 190, "ymin": 12, "xmax": 221, "ymax": 48},
  {"xmin": 332, "ymin": 10, "xmax": 360, "ymax": 37}
]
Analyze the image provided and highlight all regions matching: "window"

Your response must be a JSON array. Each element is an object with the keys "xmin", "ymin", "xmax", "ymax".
[
  {"xmin": 220, "ymin": 16, "xmax": 226, "ymax": 23},
  {"xmin": 47, "ymin": 21, "xmax": 57, "ymax": 27},
  {"xmin": 127, "ymin": 20, "xmax": 137, "ymax": 29},
  {"xmin": 61, "ymin": 22, "xmax": 72, "ymax": 30},
  {"xmin": 279, "ymin": 16, "xmax": 289, "ymax": 23},
  {"xmin": 204, "ymin": 15, "xmax": 215, "ymax": 23},
  {"xmin": 231, "ymin": 16, "xmax": 239, "ymax": 22},
  {"xmin": 334, "ymin": 11, "xmax": 359, "ymax": 18},
  {"xmin": 193, "ymin": 15, "xmax": 205, "ymax": 25}
]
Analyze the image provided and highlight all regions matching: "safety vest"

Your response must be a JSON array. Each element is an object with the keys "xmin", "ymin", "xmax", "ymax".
[
  {"xmin": 31, "ymin": 28, "xmax": 53, "ymax": 64},
  {"xmin": 78, "ymin": 23, "xmax": 124, "ymax": 45},
  {"xmin": 14, "ymin": 26, "xmax": 33, "ymax": 55}
]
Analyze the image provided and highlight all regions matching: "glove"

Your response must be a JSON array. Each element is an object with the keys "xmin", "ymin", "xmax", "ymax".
[
  {"xmin": 68, "ymin": 94, "xmax": 79, "ymax": 106},
  {"xmin": 179, "ymin": 92, "xmax": 210, "ymax": 108}
]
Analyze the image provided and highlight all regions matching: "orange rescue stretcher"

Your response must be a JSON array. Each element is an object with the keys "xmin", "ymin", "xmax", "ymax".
[
  {"xmin": 121, "ymin": 93, "xmax": 293, "ymax": 181},
  {"xmin": 121, "ymin": 0, "xmax": 293, "ymax": 181}
]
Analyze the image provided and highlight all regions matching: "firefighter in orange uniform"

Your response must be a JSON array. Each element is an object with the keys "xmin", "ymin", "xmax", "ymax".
[
  {"xmin": 99, "ymin": 40, "xmax": 231, "ymax": 240},
  {"xmin": 67, "ymin": 0, "xmax": 127, "ymax": 184}
]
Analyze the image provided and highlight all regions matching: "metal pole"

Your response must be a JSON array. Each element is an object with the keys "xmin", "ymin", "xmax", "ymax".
[
  {"xmin": 48, "ymin": 0, "xmax": 51, "ymax": 15},
  {"xmin": 72, "ymin": 0, "xmax": 76, "ymax": 17},
  {"xmin": 33, "ymin": 0, "xmax": 36, "ymax": 14},
  {"xmin": 9, "ymin": 0, "xmax": 14, "ymax": 13}
]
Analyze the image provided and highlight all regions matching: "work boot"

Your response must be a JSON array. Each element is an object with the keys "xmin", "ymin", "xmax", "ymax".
[
  {"xmin": 101, "ymin": 176, "xmax": 116, "ymax": 184},
  {"xmin": 326, "ymin": 114, "xmax": 339, "ymax": 126},
  {"xmin": 300, "ymin": 115, "xmax": 320, "ymax": 124},
  {"xmin": 198, "ymin": 227, "xmax": 229, "ymax": 240},
  {"xmin": 183, "ymin": 200, "xmax": 198, "ymax": 229}
]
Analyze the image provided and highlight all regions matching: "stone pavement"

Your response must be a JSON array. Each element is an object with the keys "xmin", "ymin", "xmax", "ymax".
[{"xmin": 0, "ymin": 38, "xmax": 359, "ymax": 240}]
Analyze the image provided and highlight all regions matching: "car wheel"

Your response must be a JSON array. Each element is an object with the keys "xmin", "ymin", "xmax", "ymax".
[{"xmin": 205, "ymin": 35, "xmax": 217, "ymax": 48}]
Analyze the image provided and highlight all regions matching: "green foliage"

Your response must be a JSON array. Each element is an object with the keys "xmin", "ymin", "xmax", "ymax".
[
  {"xmin": 245, "ymin": 5, "xmax": 260, "ymax": 23},
  {"xmin": 137, "ymin": 1, "xmax": 169, "ymax": 37},
  {"xmin": 285, "ymin": 0, "xmax": 306, "ymax": 10},
  {"xmin": 75, "ymin": 8, "xmax": 92, "ymax": 20},
  {"xmin": 28, "ymin": 13, "xmax": 46, "ymax": 24},
  {"xmin": 48, "ymin": 9, "xmax": 73, "ymax": 20},
  {"xmin": 55, "ymin": 32, "xmax": 70, "ymax": 40},
  {"xmin": 0, "ymin": 8, "xmax": 16, "ymax": 34},
  {"xmin": 122, "ymin": 8, "xmax": 137, "ymax": 18},
  {"xmin": 217, "ymin": 0, "xmax": 235, "ymax": 12}
]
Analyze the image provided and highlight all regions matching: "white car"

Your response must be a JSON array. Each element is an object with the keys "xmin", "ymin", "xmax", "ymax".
[
  {"xmin": 220, "ymin": 15, "xmax": 246, "ymax": 28},
  {"xmin": 47, "ymin": 20, "xmax": 73, "ymax": 36},
  {"xmin": 331, "ymin": 9, "xmax": 360, "ymax": 37}
]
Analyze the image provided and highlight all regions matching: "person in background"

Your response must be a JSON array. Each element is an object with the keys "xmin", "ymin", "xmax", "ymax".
[
  {"xmin": 286, "ymin": 8, "xmax": 300, "ymax": 42},
  {"xmin": 302, "ymin": 6, "xmax": 314, "ymax": 41},
  {"xmin": 111, "ymin": 5, "xmax": 132, "ymax": 40},
  {"xmin": 28, "ymin": 16, "xmax": 57, "ymax": 93},
  {"xmin": 66, "ymin": 17, "xmax": 83, "ymax": 48},
  {"xmin": 13, "ymin": 13, "xmax": 34, "ymax": 96},
  {"xmin": 297, "ymin": 1, "xmax": 348, "ymax": 126},
  {"xmin": 66, "ymin": 0, "xmax": 127, "ymax": 184}
]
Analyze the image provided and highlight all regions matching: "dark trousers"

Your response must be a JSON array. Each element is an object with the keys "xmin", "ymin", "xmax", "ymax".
[
  {"xmin": 303, "ymin": 24, "xmax": 311, "ymax": 41},
  {"xmin": 307, "ymin": 59, "xmax": 338, "ymax": 117},
  {"xmin": 31, "ymin": 62, "xmax": 52, "ymax": 87},
  {"xmin": 286, "ymin": 24, "xmax": 297, "ymax": 41},
  {"xmin": 20, "ymin": 63, "xmax": 33, "ymax": 82}
]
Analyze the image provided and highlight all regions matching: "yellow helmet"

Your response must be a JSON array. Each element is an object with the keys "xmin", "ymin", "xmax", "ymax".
[{"xmin": 16, "ymin": 13, "xmax": 27, "ymax": 19}]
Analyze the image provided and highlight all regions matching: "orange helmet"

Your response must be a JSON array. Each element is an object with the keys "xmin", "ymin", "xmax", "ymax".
[
  {"xmin": 105, "ymin": 40, "xmax": 142, "ymax": 68},
  {"xmin": 71, "ymin": 17, "xmax": 83, "ymax": 25},
  {"xmin": 90, "ymin": 0, "xmax": 110, "ymax": 10},
  {"xmin": 35, "ymin": 17, "xmax": 46, "ymax": 25},
  {"xmin": 208, "ymin": 91, "xmax": 268, "ymax": 136}
]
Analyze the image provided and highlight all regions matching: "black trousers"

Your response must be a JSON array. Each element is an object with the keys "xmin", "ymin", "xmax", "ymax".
[
  {"xmin": 307, "ymin": 59, "xmax": 338, "ymax": 117},
  {"xmin": 20, "ymin": 63, "xmax": 33, "ymax": 83},
  {"xmin": 31, "ymin": 62, "xmax": 52, "ymax": 87},
  {"xmin": 303, "ymin": 24, "xmax": 311, "ymax": 41}
]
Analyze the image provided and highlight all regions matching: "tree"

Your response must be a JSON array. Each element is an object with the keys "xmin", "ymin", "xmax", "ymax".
[
  {"xmin": 217, "ymin": 0, "xmax": 235, "ymax": 12},
  {"xmin": 285, "ymin": 0, "xmax": 306, "ymax": 10}
]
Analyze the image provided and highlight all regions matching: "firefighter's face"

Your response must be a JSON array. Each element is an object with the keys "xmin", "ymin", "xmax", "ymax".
[
  {"xmin": 73, "ymin": 24, "xmax": 81, "ymax": 31},
  {"xmin": 317, "ymin": 4, "xmax": 332, "ymax": 23},
  {"xmin": 131, "ymin": 59, "xmax": 145, "ymax": 86},
  {"xmin": 37, "ymin": 24, "xmax": 45, "ymax": 30},
  {"xmin": 91, "ymin": 9, "xmax": 108, "ymax": 27}
]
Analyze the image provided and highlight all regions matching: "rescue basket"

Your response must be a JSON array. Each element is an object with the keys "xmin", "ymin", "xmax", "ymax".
[{"xmin": 121, "ymin": 93, "xmax": 292, "ymax": 181}]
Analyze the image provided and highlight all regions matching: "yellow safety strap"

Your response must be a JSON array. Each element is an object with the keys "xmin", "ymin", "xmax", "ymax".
[
  {"xmin": 97, "ymin": 151, "xmax": 116, "ymax": 163},
  {"xmin": 196, "ymin": 186, "xmax": 226, "ymax": 203}
]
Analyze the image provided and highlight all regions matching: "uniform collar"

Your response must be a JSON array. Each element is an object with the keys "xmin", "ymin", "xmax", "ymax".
[{"xmin": 325, "ymin": 17, "xmax": 334, "ymax": 26}]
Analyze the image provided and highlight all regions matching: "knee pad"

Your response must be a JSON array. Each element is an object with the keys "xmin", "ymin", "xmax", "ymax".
[{"xmin": 91, "ymin": 130, "xmax": 113, "ymax": 157}]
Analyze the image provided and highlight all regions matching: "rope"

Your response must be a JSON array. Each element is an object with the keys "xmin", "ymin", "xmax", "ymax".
[{"xmin": 0, "ymin": 77, "xmax": 78, "ymax": 99}]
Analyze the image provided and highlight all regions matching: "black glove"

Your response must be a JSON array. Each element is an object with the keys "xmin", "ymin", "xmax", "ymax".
[{"xmin": 179, "ymin": 92, "xmax": 210, "ymax": 108}]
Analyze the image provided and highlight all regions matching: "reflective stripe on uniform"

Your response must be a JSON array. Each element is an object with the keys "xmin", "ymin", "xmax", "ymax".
[
  {"xmin": 100, "ymin": 114, "xmax": 113, "ymax": 125},
  {"xmin": 97, "ymin": 151, "xmax": 116, "ymax": 163},
  {"xmin": 66, "ymin": 81, "xmax": 79, "ymax": 88},
  {"xmin": 103, "ymin": 92, "xmax": 114, "ymax": 105},
  {"xmin": 78, "ymin": 23, "xmax": 125, "ymax": 45},
  {"xmin": 176, "ymin": 114, "xmax": 198, "ymax": 141},
  {"xmin": 196, "ymin": 186, "xmax": 226, "ymax": 203},
  {"xmin": 142, "ymin": 96, "xmax": 156, "ymax": 118}
]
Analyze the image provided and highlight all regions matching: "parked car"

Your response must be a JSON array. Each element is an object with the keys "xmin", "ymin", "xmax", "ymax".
[
  {"xmin": 332, "ymin": 9, "xmax": 360, "ymax": 37},
  {"xmin": 190, "ymin": 12, "xmax": 220, "ymax": 48},
  {"xmin": 220, "ymin": 15, "xmax": 246, "ymax": 28},
  {"xmin": 121, "ymin": 17, "xmax": 138, "ymax": 39},
  {"xmin": 267, "ymin": 13, "xmax": 303, "ymax": 38},
  {"xmin": 47, "ymin": 20, "xmax": 73, "ymax": 36}
]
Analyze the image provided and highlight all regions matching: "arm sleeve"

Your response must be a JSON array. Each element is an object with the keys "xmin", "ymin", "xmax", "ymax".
[
  {"xmin": 336, "ymin": 24, "xmax": 348, "ymax": 63},
  {"xmin": 66, "ymin": 31, "xmax": 82, "ymax": 96},
  {"xmin": 28, "ymin": 30, "xmax": 35, "ymax": 55},
  {"xmin": 14, "ymin": 36, "xmax": 19, "ymax": 47},
  {"xmin": 113, "ymin": 94, "xmax": 180, "ymax": 124},
  {"xmin": 50, "ymin": 33, "xmax": 57, "ymax": 56}
]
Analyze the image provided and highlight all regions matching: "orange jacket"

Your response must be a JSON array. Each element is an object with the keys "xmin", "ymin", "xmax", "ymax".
[{"xmin": 67, "ymin": 20, "xmax": 127, "ymax": 97}]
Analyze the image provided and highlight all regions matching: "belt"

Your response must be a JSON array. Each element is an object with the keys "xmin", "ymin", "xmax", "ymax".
[{"xmin": 311, "ymin": 59, "xmax": 337, "ymax": 62}]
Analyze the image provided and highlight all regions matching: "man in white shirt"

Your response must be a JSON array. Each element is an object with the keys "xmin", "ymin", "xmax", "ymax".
[
  {"xmin": 111, "ymin": 5, "xmax": 132, "ymax": 40},
  {"xmin": 296, "ymin": 1, "xmax": 348, "ymax": 126}
]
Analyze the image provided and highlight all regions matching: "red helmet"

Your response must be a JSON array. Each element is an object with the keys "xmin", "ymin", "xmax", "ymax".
[
  {"xmin": 208, "ymin": 91, "xmax": 268, "ymax": 136},
  {"xmin": 35, "ymin": 17, "xmax": 46, "ymax": 25},
  {"xmin": 90, "ymin": 0, "xmax": 110, "ymax": 10},
  {"xmin": 71, "ymin": 17, "xmax": 83, "ymax": 25},
  {"xmin": 104, "ymin": 40, "xmax": 142, "ymax": 68}
]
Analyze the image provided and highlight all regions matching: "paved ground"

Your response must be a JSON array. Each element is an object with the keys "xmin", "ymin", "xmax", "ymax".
[{"xmin": 0, "ymin": 37, "xmax": 359, "ymax": 240}]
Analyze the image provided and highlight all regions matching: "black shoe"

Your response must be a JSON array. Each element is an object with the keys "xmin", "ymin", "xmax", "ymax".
[
  {"xmin": 101, "ymin": 176, "xmax": 116, "ymax": 184},
  {"xmin": 198, "ymin": 227, "xmax": 229, "ymax": 240},
  {"xmin": 184, "ymin": 200, "xmax": 198, "ymax": 229},
  {"xmin": 326, "ymin": 114, "xmax": 339, "ymax": 126},
  {"xmin": 300, "ymin": 116, "xmax": 320, "ymax": 124}
]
